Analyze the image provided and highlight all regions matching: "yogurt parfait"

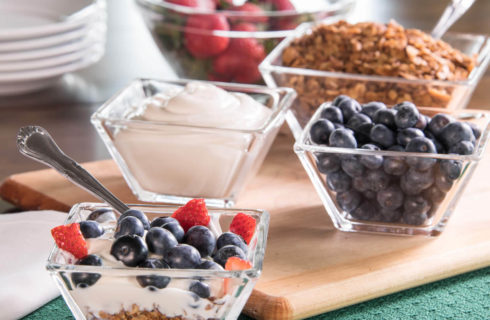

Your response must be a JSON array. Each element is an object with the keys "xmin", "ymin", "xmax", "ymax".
[
  {"xmin": 91, "ymin": 79, "xmax": 296, "ymax": 207},
  {"xmin": 46, "ymin": 201, "xmax": 269, "ymax": 320}
]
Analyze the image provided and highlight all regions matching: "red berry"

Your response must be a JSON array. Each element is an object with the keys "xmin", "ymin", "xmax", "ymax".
[
  {"xmin": 166, "ymin": 0, "xmax": 216, "ymax": 10},
  {"xmin": 225, "ymin": 256, "xmax": 252, "ymax": 270},
  {"xmin": 184, "ymin": 14, "xmax": 230, "ymax": 58},
  {"xmin": 171, "ymin": 198, "xmax": 210, "ymax": 232},
  {"xmin": 233, "ymin": 58, "xmax": 263, "ymax": 84},
  {"xmin": 51, "ymin": 223, "xmax": 88, "ymax": 259},
  {"xmin": 229, "ymin": 3, "xmax": 268, "ymax": 24},
  {"xmin": 229, "ymin": 213, "xmax": 256, "ymax": 244},
  {"xmin": 231, "ymin": 22, "xmax": 257, "ymax": 33},
  {"xmin": 268, "ymin": 0, "xmax": 294, "ymax": 11}
]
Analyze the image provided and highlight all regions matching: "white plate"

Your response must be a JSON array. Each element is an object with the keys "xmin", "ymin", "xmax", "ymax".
[
  {"xmin": 0, "ymin": 0, "xmax": 101, "ymax": 40},
  {"xmin": 0, "ymin": 32, "xmax": 101, "ymax": 62},
  {"xmin": 0, "ymin": 16, "xmax": 106, "ymax": 53},
  {"xmin": 0, "ymin": 45, "xmax": 104, "ymax": 82},
  {"xmin": 0, "ymin": 40, "xmax": 104, "ymax": 72},
  {"xmin": 0, "ymin": 76, "xmax": 62, "ymax": 95}
]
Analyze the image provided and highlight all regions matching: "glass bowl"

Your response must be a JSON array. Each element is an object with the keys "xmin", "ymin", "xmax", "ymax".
[
  {"xmin": 46, "ymin": 202, "xmax": 269, "ymax": 320},
  {"xmin": 294, "ymin": 106, "xmax": 489, "ymax": 236},
  {"xmin": 259, "ymin": 22, "xmax": 490, "ymax": 138},
  {"xmin": 134, "ymin": 0, "xmax": 355, "ymax": 84},
  {"xmin": 91, "ymin": 79, "xmax": 296, "ymax": 207}
]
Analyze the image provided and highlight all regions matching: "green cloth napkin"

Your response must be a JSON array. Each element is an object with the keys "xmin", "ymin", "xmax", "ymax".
[{"xmin": 23, "ymin": 267, "xmax": 489, "ymax": 320}]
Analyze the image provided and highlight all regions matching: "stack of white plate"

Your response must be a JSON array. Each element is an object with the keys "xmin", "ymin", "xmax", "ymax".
[{"xmin": 0, "ymin": 0, "xmax": 107, "ymax": 95}]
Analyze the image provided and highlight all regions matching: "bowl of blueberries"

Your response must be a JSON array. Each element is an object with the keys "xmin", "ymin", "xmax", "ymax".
[{"xmin": 294, "ymin": 95, "xmax": 489, "ymax": 236}]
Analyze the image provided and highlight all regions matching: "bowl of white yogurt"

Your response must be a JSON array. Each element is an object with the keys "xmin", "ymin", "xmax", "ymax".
[{"xmin": 91, "ymin": 79, "xmax": 296, "ymax": 207}]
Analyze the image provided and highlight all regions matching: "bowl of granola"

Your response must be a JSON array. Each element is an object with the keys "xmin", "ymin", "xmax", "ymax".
[
  {"xmin": 259, "ymin": 20, "xmax": 490, "ymax": 137},
  {"xmin": 134, "ymin": 0, "xmax": 355, "ymax": 84}
]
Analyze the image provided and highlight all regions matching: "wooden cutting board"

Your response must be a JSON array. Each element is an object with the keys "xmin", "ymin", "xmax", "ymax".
[{"xmin": 1, "ymin": 133, "xmax": 490, "ymax": 320}]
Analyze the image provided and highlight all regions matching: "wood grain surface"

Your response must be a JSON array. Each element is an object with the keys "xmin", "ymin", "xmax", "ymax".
[{"xmin": 1, "ymin": 133, "xmax": 489, "ymax": 320}]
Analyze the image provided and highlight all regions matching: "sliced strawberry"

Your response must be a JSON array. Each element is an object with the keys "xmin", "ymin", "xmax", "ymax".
[
  {"xmin": 225, "ymin": 256, "xmax": 252, "ymax": 270},
  {"xmin": 184, "ymin": 14, "xmax": 230, "ymax": 58},
  {"xmin": 171, "ymin": 198, "xmax": 210, "ymax": 232},
  {"xmin": 229, "ymin": 213, "xmax": 256, "ymax": 244},
  {"xmin": 51, "ymin": 223, "xmax": 88, "ymax": 259}
]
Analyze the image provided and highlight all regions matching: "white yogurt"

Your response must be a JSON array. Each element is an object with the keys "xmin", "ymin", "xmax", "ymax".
[{"xmin": 113, "ymin": 82, "xmax": 272, "ymax": 199}]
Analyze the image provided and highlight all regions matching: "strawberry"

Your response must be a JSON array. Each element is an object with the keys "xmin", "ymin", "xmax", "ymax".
[
  {"xmin": 229, "ymin": 3, "xmax": 268, "ymax": 24},
  {"xmin": 225, "ymin": 256, "xmax": 252, "ymax": 270},
  {"xmin": 268, "ymin": 0, "xmax": 294, "ymax": 11},
  {"xmin": 51, "ymin": 223, "xmax": 88, "ymax": 259},
  {"xmin": 229, "ymin": 213, "xmax": 256, "ymax": 244},
  {"xmin": 171, "ymin": 198, "xmax": 210, "ymax": 232},
  {"xmin": 166, "ymin": 0, "xmax": 216, "ymax": 10},
  {"xmin": 184, "ymin": 14, "xmax": 230, "ymax": 58},
  {"xmin": 231, "ymin": 22, "xmax": 257, "ymax": 33},
  {"xmin": 232, "ymin": 58, "xmax": 263, "ymax": 84}
]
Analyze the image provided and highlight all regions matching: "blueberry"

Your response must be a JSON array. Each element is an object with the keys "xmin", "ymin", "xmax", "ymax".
[
  {"xmin": 71, "ymin": 254, "xmax": 102, "ymax": 288},
  {"xmin": 428, "ymin": 114, "xmax": 454, "ymax": 136},
  {"xmin": 184, "ymin": 226, "xmax": 216, "ymax": 257},
  {"xmin": 216, "ymin": 232, "xmax": 248, "ymax": 254},
  {"xmin": 379, "ymin": 207, "xmax": 403, "ymax": 223},
  {"xmin": 162, "ymin": 221, "xmax": 185, "ymax": 243},
  {"xmin": 414, "ymin": 114, "xmax": 428, "ymax": 131},
  {"xmin": 405, "ymin": 166, "xmax": 435, "ymax": 191},
  {"xmin": 189, "ymin": 281, "xmax": 210, "ymax": 298},
  {"xmin": 360, "ymin": 144, "xmax": 383, "ymax": 169},
  {"xmin": 365, "ymin": 169, "xmax": 391, "ymax": 192},
  {"xmin": 198, "ymin": 259, "xmax": 224, "ymax": 270},
  {"xmin": 405, "ymin": 137, "xmax": 437, "ymax": 170},
  {"xmin": 352, "ymin": 175, "xmax": 368, "ymax": 192},
  {"xmin": 439, "ymin": 122, "xmax": 475, "ymax": 149},
  {"xmin": 467, "ymin": 122, "xmax": 481, "ymax": 139},
  {"xmin": 350, "ymin": 201, "xmax": 376, "ymax": 220},
  {"xmin": 347, "ymin": 113, "xmax": 372, "ymax": 132},
  {"xmin": 146, "ymin": 227, "xmax": 178, "ymax": 255},
  {"xmin": 326, "ymin": 170, "xmax": 352, "ymax": 192},
  {"xmin": 361, "ymin": 101, "xmax": 386, "ymax": 119},
  {"xmin": 355, "ymin": 122, "xmax": 375, "ymax": 145},
  {"xmin": 363, "ymin": 189, "xmax": 377, "ymax": 200},
  {"xmin": 400, "ymin": 174, "xmax": 426, "ymax": 196},
  {"xmin": 213, "ymin": 245, "xmax": 247, "ymax": 267},
  {"xmin": 341, "ymin": 156, "xmax": 365, "ymax": 177},
  {"xmin": 377, "ymin": 185, "xmax": 404, "ymax": 210},
  {"xmin": 370, "ymin": 124, "xmax": 395, "ymax": 148},
  {"xmin": 150, "ymin": 217, "xmax": 178, "ymax": 228},
  {"xmin": 332, "ymin": 95, "xmax": 351, "ymax": 107},
  {"xmin": 110, "ymin": 235, "xmax": 148, "ymax": 267},
  {"xmin": 448, "ymin": 141, "xmax": 474, "ymax": 155},
  {"xmin": 440, "ymin": 160, "xmax": 463, "ymax": 180},
  {"xmin": 79, "ymin": 221, "xmax": 104, "ymax": 239},
  {"xmin": 310, "ymin": 119, "xmax": 335, "ymax": 145},
  {"xmin": 423, "ymin": 185, "xmax": 446, "ymax": 204},
  {"xmin": 334, "ymin": 123, "xmax": 345, "ymax": 129},
  {"xmin": 402, "ymin": 211, "xmax": 428, "ymax": 226},
  {"xmin": 337, "ymin": 97, "xmax": 361, "ymax": 121},
  {"xmin": 329, "ymin": 128, "xmax": 357, "ymax": 148},
  {"xmin": 397, "ymin": 128, "xmax": 424, "ymax": 147},
  {"xmin": 136, "ymin": 258, "xmax": 170, "ymax": 289},
  {"xmin": 115, "ymin": 216, "xmax": 145, "ymax": 238},
  {"xmin": 87, "ymin": 208, "xmax": 116, "ymax": 223},
  {"xmin": 423, "ymin": 130, "xmax": 445, "ymax": 153},
  {"xmin": 383, "ymin": 156, "xmax": 408, "ymax": 176},
  {"xmin": 336, "ymin": 190, "xmax": 362, "ymax": 212},
  {"xmin": 120, "ymin": 209, "xmax": 150, "ymax": 230},
  {"xmin": 388, "ymin": 145, "xmax": 405, "ymax": 152},
  {"xmin": 373, "ymin": 108, "xmax": 397, "ymax": 129},
  {"xmin": 165, "ymin": 244, "xmax": 201, "ymax": 269},
  {"xmin": 403, "ymin": 195, "xmax": 431, "ymax": 216},
  {"xmin": 321, "ymin": 105, "xmax": 344, "ymax": 123},
  {"xmin": 316, "ymin": 153, "xmax": 340, "ymax": 174},
  {"xmin": 394, "ymin": 102, "xmax": 419, "ymax": 129},
  {"xmin": 435, "ymin": 167, "xmax": 454, "ymax": 192}
]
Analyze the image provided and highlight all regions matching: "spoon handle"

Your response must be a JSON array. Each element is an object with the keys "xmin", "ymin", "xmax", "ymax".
[
  {"xmin": 431, "ymin": 0, "xmax": 476, "ymax": 39},
  {"xmin": 17, "ymin": 126, "xmax": 130, "ymax": 214}
]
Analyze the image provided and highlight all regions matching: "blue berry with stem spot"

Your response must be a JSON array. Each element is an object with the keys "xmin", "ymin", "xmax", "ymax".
[
  {"xmin": 439, "ymin": 122, "xmax": 475, "ymax": 149},
  {"xmin": 184, "ymin": 225, "xmax": 216, "ymax": 257},
  {"xmin": 440, "ymin": 160, "xmax": 463, "ymax": 180},
  {"xmin": 377, "ymin": 185, "xmax": 404, "ymax": 210},
  {"xmin": 341, "ymin": 155, "xmax": 365, "ymax": 177},
  {"xmin": 310, "ymin": 119, "xmax": 335, "ymax": 145},
  {"xmin": 373, "ymin": 108, "xmax": 397, "ymax": 129},
  {"xmin": 316, "ymin": 153, "xmax": 340, "ymax": 174},
  {"xmin": 403, "ymin": 195, "xmax": 431, "ymax": 217},
  {"xmin": 448, "ymin": 140, "xmax": 474, "ymax": 155},
  {"xmin": 383, "ymin": 155, "xmax": 407, "ymax": 176},
  {"xmin": 136, "ymin": 258, "xmax": 170, "ymax": 290},
  {"xmin": 326, "ymin": 170, "xmax": 352, "ymax": 192},
  {"xmin": 405, "ymin": 137, "xmax": 437, "ymax": 170},
  {"xmin": 365, "ymin": 169, "xmax": 391, "ymax": 192},
  {"xmin": 370, "ymin": 124, "xmax": 395, "ymax": 148},
  {"xmin": 336, "ymin": 190, "xmax": 362, "ymax": 212},
  {"xmin": 110, "ymin": 235, "xmax": 148, "ymax": 267},
  {"xmin": 360, "ymin": 144, "xmax": 383, "ymax": 169},
  {"xmin": 79, "ymin": 220, "xmax": 104, "ymax": 239},
  {"xmin": 423, "ymin": 185, "xmax": 446, "ymax": 204},
  {"xmin": 394, "ymin": 101, "xmax": 419, "ymax": 129},
  {"xmin": 428, "ymin": 114, "xmax": 454, "ymax": 136}
]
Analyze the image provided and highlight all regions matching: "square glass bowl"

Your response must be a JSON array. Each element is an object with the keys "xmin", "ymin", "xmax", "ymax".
[
  {"xmin": 46, "ymin": 202, "xmax": 269, "ymax": 320},
  {"xmin": 91, "ymin": 79, "xmax": 296, "ymax": 207},
  {"xmin": 294, "ymin": 106, "xmax": 489, "ymax": 236},
  {"xmin": 259, "ymin": 23, "xmax": 490, "ymax": 138}
]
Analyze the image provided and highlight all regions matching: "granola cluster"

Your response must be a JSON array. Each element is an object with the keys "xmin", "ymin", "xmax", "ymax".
[
  {"xmin": 97, "ymin": 304, "xmax": 217, "ymax": 320},
  {"xmin": 281, "ymin": 20, "xmax": 477, "ymax": 125}
]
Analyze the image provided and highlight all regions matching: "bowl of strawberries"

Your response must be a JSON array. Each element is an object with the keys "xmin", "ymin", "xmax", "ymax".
[{"xmin": 135, "ymin": 0, "xmax": 355, "ymax": 84}]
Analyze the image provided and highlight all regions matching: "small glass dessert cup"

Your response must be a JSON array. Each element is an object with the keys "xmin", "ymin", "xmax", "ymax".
[
  {"xmin": 259, "ymin": 22, "xmax": 490, "ymax": 138},
  {"xmin": 91, "ymin": 79, "xmax": 296, "ymax": 207},
  {"xmin": 46, "ymin": 202, "xmax": 269, "ymax": 320},
  {"xmin": 294, "ymin": 106, "xmax": 489, "ymax": 236}
]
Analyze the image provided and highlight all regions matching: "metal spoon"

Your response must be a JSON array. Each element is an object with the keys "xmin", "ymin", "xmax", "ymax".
[
  {"xmin": 431, "ymin": 0, "xmax": 476, "ymax": 39},
  {"xmin": 17, "ymin": 126, "xmax": 130, "ymax": 214}
]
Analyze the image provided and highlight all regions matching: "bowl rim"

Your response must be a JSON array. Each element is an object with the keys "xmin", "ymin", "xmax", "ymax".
[
  {"xmin": 295, "ymin": 104, "xmax": 490, "ymax": 162},
  {"xmin": 136, "ymin": 0, "xmax": 355, "ymax": 17},
  {"xmin": 259, "ymin": 22, "xmax": 490, "ymax": 87},
  {"xmin": 46, "ymin": 202, "xmax": 270, "ymax": 279},
  {"xmin": 90, "ymin": 78, "xmax": 297, "ymax": 135}
]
